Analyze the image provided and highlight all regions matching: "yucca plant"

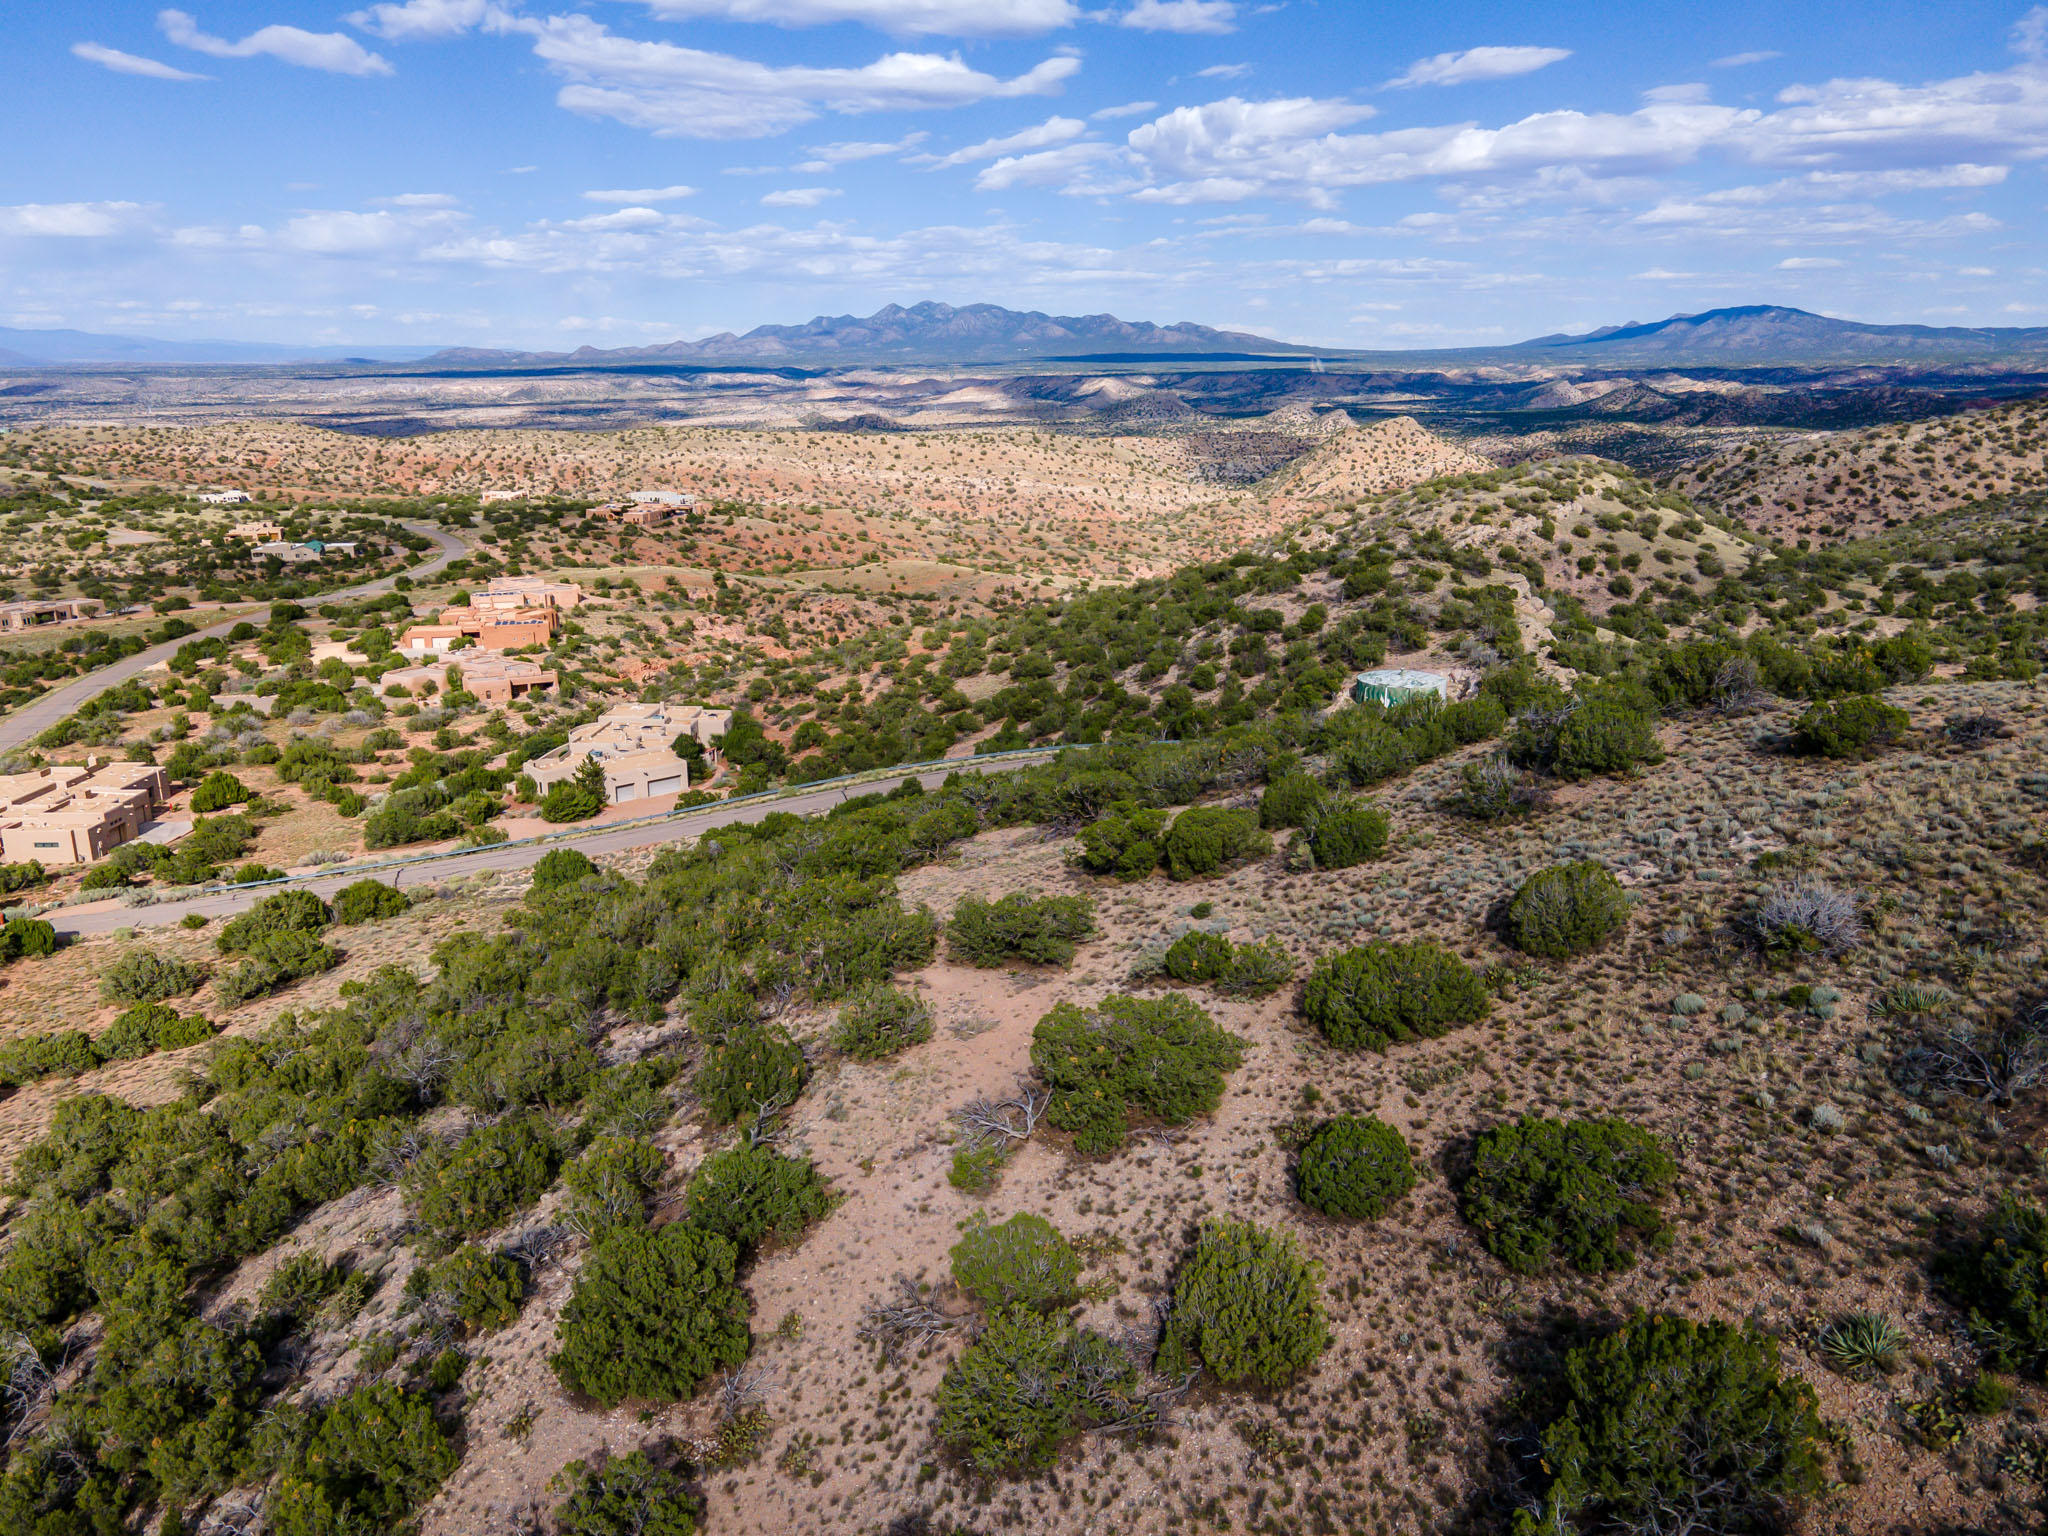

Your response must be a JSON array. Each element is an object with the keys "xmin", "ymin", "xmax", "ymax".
[{"xmin": 1818, "ymin": 1311, "xmax": 1906, "ymax": 1377}]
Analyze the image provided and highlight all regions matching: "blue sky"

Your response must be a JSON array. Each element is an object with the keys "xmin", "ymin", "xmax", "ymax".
[{"xmin": 5, "ymin": 1, "xmax": 2048, "ymax": 349}]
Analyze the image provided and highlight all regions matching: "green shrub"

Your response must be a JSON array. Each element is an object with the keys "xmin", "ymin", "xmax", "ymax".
[
  {"xmin": 0, "ymin": 918, "xmax": 57, "ymax": 965},
  {"xmin": 1513, "ymin": 694, "xmax": 1663, "ymax": 781},
  {"xmin": 1031, "ymin": 992, "xmax": 1244, "ymax": 1154},
  {"xmin": 1554, "ymin": 696, "xmax": 1664, "ymax": 779},
  {"xmin": 1297, "ymin": 1115, "xmax": 1415, "ymax": 1221},
  {"xmin": 1301, "ymin": 798, "xmax": 1388, "ymax": 869},
  {"xmin": 1459, "ymin": 1115, "xmax": 1677, "ymax": 1274},
  {"xmin": 694, "ymin": 1022, "xmax": 808, "ymax": 1127},
  {"xmin": 1328, "ymin": 717, "xmax": 1415, "ymax": 787},
  {"xmin": 0, "ymin": 1029, "xmax": 101, "ymax": 1087},
  {"xmin": 831, "ymin": 982, "xmax": 934, "ymax": 1060},
  {"xmin": 259, "ymin": 1251, "xmax": 349, "ymax": 1324},
  {"xmin": 539, "ymin": 777, "xmax": 605, "ymax": 824},
  {"xmin": 948, "ymin": 1145, "xmax": 1008, "ymax": 1195},
  {"xmin": 936, "ymin": 1309, "xmax": 1146, "ymax": 1475},
  {"xmin": 532, "ymin": 847, "xmax": 599, "ymax": 891},
  {"xmin": 1513, "ymin": 1315, "xmax": 1824, "ymax": 1536},
  {"xmin": 1505, "ymin": 862, "xmax": 1631, "ymax": 959},
  {"xmin": 424, "ymin": 1244, "xmax": 526, "ymax": 1333},
  {"xmin": 215, "ymin": 929, "xmax": 339, "ymax": 1005},
  {"xmin": 1159, "ymin": 931, "xmax": 1292, "ymax": 996},
  {"xmin": 1258, "ymin": 771, "xmax": 1327, "ymax": 830},
  {"xmin": 950, "ymin": 1212, "xmax": 1080, "ymax": 1311},
  {"xmin": 99, "ymin": 948, "xmax": 205, "ymax": 1004},
  {"xmin": 217, "ymin": 889, "xmax": 330, "ymax": 953},
  {"xmin": 189, "ymin": 770, "xmax": 253, "ymax": 813},
  {"xmin": 1156, "ymin": 1219, "xmax": 1329, "ymax": 1387},
  {"xmin": 1161, "ymin": 805, "xmax": 1270, "ymax": 880},
  {"xmin": 948, "ymin": 892, "xmax": 1096, "ymax": 968},
  {"xmin": 95, "ymin": 1001, "xmax": 217, "ymax": 1061},
  {"xmin": 1793, "ymin": 694, "xmax": 1910, "ymax": 759},
  {"xmin": 681, "ymin": 1145, "xmax": 834, "ymax": 1253},
  {"xmin": 1938, "ymin": 1194, "xmax": 2048, "ymax": 1377},
  {"xmin": 1074, "ymin": 802, "xmax": 1169, "ymax": 880},
  {"xmin": 268, "ymin": 1384, "xmax": 459, "ymax": 1536},
  {"xmin": 551, "ymin": 1223, "xmax": 751, "ymax": 1406},
  {"xmin": 1301, "ymin": 941, "xmax": 1488, "ymax": 1051},
  {"xmin": 553, "ymin": 1450, "xmax": 701, "ymax": 1536},
  {"xmin": 331, "ymin": 878, "xmax": 411, "ymax": 925},
  {"xmin": 562, "ymin": 1136, "xmax": 666, "ymax": 1242},
  {"xmin": 407, "ymin": 1115, "xmax": 562, "ymax": 1241}
]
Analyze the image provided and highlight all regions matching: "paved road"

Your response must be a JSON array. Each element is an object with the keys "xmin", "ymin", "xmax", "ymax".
[
  {"xmin": 48, "ymin": 749, "xmax": 1063, "ymax": 939},
  {"xmin": 0, "ymin": 521, "xmax": 468, "ymax": 756}
]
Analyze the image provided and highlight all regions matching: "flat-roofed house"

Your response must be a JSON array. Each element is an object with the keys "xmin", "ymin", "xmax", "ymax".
[
  {"xmin": 481, "ymin": 576, "xmax": 583, "ymax": 611},
  {"xmin": 229, "ymin": 520, "xmax": 283, "ymax": 541},
  {"xmin": 524, "ymin": 702, "xmax": 727, "ymax": 805},
  {"xmin": 200, "ymin": 490, "xmax": 253, "ymax": 505},
  {"xmin": 0, "ymin": 598, "xmax": 102, "ymax": 632},
  {"xmin": 0, "ymin": 761, "xmax": 170, "ymax": 865},
  {"xmin": 397, "ymin": 602, "xmax": 561, "ymax": 657},
  {"xmin": 382, "ymin": 653, "xmax": 558, "ymax": 705}
]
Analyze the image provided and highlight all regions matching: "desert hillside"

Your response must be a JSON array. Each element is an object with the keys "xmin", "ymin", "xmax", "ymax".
[{"xmin": 1675, "ymin": 394, "xmax": 2048, "ymax": 543}]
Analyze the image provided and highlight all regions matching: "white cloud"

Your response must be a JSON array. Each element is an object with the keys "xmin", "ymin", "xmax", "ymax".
[
  {"xmin": 974, "ymin": 141, "xmax": 1124, "ymax": 192},
  {"xmin": 347, "ymin": 0, "xmax": 493, "ymax": 39},
  {"xmin": 638, "ymin": 0, "xmax": 1080, "ymax": 36},
  {"xmin": 71, "ymin": 41, "xmax": 210, "ymax": 80},
  {"xmin": 2015, "ymin": 7, "xmax": 2048, "ymax": 60},
  {"xmin": 506, "ymin": 12, "xmax": 1080, "ymax": 138},
  {"xmin": 1712, "ymin": 50, "xmax": 1782, "ymax": 68},
  {"xmin": 0, "ymin": 202, "xmax": 153, "ymax": 238},
  {"xmin": 1388, "ymin": 46, "xmax": 1571, "ymax": 89},
  {"xmin": 563, "ymin": 206, "xmax": 673, "ymax": 230},
  {"xmin": 1120, "ymin": 1, "xmax": 1235, "ymax": 36},
  {"xmin": 382, "ymin": 192, "xmax": 462, "ymax": 207},
  {"xmin": 1195, "ymin": 63, "xmax": 1250, "ymax": 80},
  {"xmin": 923, "ymin": 116, "xmax": 1087, "ymax": 168},
  {"xmin": 761, "ymin": 186, "xmax": 843, "ymax": 205},
  {"xmin": 276, "ymin": 211, "xmax": 415, "ymax": 253},
  {"xmin": 1777, "ymin": 256, "xmax": 1845, "ymax": 268},
  {"xmin": 582, "ymin": 184, "xmax": 699, "ymax": 202},
  {"xmin": 1091, "ymin": 99, "xmax": 1157, "ymax": 118},
  {"xmin": 158, "ymin": 9, "xmax": 394, "ymax": 75},
  {"xmin": 794, "ymin": 131, "xmax": 929, "ymax": 170}
]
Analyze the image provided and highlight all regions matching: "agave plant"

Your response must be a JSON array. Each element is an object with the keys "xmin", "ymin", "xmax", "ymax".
[{"xmin": 1818, "ymin": 1311, "xmax": 1907, "ymax": 1377}]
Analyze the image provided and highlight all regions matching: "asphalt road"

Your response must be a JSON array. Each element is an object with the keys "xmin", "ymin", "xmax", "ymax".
[
  {"xmin": 0, "ymin": 521, "xmax": 468, "ymax": 756},
  {"xmin": 48, "ymin": 749, "xmax": 1063, "ymax": 939}
]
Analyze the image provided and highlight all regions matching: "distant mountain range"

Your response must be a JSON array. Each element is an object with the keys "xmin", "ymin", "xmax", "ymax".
[
  {"xmin": 0, "ymin": 327, "xmax": 442, "ymax": 366},
  {"xmin": 11, "ymin": 304, "xmax": 2048, "ymax": 373},
  {"xmin": 1510, "ymin": 305, "xmax": 2048, "ymax": 365},
  {"xmin": 425, "ymin": 302, "xmax": 1313, "ymax": 367}
]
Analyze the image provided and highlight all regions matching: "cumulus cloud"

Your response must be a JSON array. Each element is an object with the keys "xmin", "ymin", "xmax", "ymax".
[
  {"xmin": 922, "ymin": 116, "xmax": 1087, "ymax": 168},
  {"xmin": 71, "ymin": 41, "xmax": 210, "ymax": 80},
  {"xmin": 1387, "ymin": 46, "xmax": 1571, "ymax": 88},
  {"xmin": 347, "ymin": 0, "xmax": 494, "ymax": 38},
  {"xmin": 761, "ymin": 186, "xmax": 843, "ymax": 205},
  {"xmin": 638, "ymin": 0, "xmax": 1080, "ymax": 36},
  {"xmin": 0, "ymin": 202, "xmax": 154, "ymax": 238},
  {"xmin": 1119, "ymin": 1, "xmax": 1235, "ymax": 36},
  {"xmin": 159, "ymin": 9, "xmax": 394, "ymax": 75},
  {"xmin": 505, "ymin": 12, "xmax": 1080, "ymax": 138},
  {"xmin": 582, "ymin": 184, "xmax": 699, "ymax": 202}
]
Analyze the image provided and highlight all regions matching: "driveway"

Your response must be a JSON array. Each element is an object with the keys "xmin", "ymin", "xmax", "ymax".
[{"xmin": 0, "ymin": 521, "xmax": 467, "ymax": 756}]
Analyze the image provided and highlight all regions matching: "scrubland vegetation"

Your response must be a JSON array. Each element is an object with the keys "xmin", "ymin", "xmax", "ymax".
[{"xmin": 0, "ymin": 412, "xmax": 2043, "ymax": 1536}]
